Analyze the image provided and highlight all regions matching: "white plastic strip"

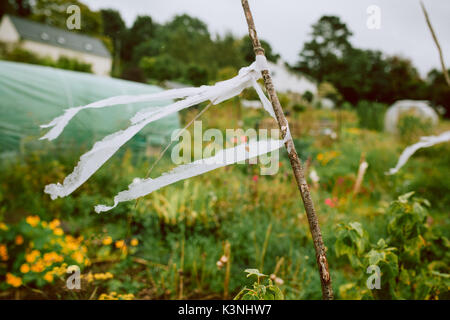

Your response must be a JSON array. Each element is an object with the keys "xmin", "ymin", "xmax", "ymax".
[
  {"xmin": 387, "ymin": 130, "xmax": 450, "ymax": 175},
  {"xmin": 255, "ymin": 55, "xmax": 269, "ymax": 72},
  {"xmin": 43, "ymin": 61, "xmax": 268, "ymax": 199},
  {"xmin": 95, "ymin": 138, "xmax": 284, "ymax": 213},
  {"xmin": 40, "ymin": 62, "xmax": 263, "ymax": 141}
]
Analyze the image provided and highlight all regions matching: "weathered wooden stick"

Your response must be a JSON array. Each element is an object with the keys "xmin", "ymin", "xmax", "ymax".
[
  {"xmin": 241, "ymin": 0, "xmax": 333, "ymax": 299},
  {"xmin": 420, "ymin": 1, "xmax": 450, "ymax": 87}
]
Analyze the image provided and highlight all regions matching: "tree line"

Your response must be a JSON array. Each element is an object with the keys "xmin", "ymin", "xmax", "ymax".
[{"xmin": 1, "ymin": 1, "xmax": 448, "ymax": 116}]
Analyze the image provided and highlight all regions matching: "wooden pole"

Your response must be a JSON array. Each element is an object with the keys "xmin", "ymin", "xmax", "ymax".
[{"xmin": 241, "ymin": 0, "xmax": 333, "ymax": 299}]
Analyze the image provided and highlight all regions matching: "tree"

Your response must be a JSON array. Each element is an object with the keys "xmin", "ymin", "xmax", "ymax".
[
  {"xmin": 297, "ymin": 16, "xmax": 353, "ymax": 82},
  {"xmin": 297, "ymin": 15, "xmax": 428, "ymax": 106},
  {"xmin": 240, "ymin": 35, "xmax": 280, "ymax": 64},
  {"xmin": 121, "ymin": 15, "xmax": 156, "ymax": 62},
  {"xmin": 1, "ymin": 0, "xmax": 32, "ymax": 18},
  {"xmin": 427, "ymin": 69, "xmax": 450, "ymax": 118},
  {"xmin": 100, "ymin": 9, "xmax": 125, "ymax": 40},
  {"xmin": 32, "ymin": 0, "xmax": 103, "ymax": 36},
  {"xmin": 100, "ymin": 9, "xmax": 126, "ymax": 76}
]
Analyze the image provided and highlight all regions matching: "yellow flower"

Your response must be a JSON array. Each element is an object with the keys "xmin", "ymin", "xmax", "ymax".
[
  {"xmin": 115, "ymin": 240, "xmax": 125, "ymax": 249},
  {"xmin": 0, "ymin": 244, "xmax": 8, "ymax": 261},
  {"xmin": 6, "ymin": 273, "xmax": 22, "ymax": 287},
  {"xmin": 53, "ymin": 228, "xmax": 64, "ymax": 236},
  {"xmin": 26, "ymin": 216, "xmax": 40, "ymax": 227},
  {"xmin": 20, "ymin": 264, "xmax": 30, "ymax": 274},
  {"xmin": 25, "ymin": 250, "xmax": 40, "ymax": 263},
  {"xmin": 43, "ymin": 272, "xmax": 54, "ymax": 283},
  {"xmin": 49, "ymin": 219, "xmax": 60, "ymax": 230},
  {"xmin": 71, "ymin": 251, "xmax": 84, "ymax": 264},
  {"xmin": 317, "ymin": 153, "xmax": 324, "ymax": 161},
  {"xmin": 130, "ymin": 238, "xmax": 139, "ymax": 247},
  {"xmin": 102, "ymin": 236, "xmax": 112, "ymax": 246},
  {"xmin": 43, "ymin": 252, "xmax": 64, "ymax": 266},
  {"xmin": 0, "ymin": 222, "xmax": 8, "ymax": 231},
  {"xmin": 15, "ymin": 235, "xmax": 24, "ymax": 245},
  {"xmin": 31, "ymin": 260, "xmax": 45, "ymax": 273}
]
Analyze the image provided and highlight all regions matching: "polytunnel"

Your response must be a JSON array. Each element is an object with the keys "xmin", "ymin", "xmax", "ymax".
[
  {"xmin": 0, "ymin": 60, "xmax": 179, "ymax": 156},
  {"xmin": 384, "ymin": 100, "xmax": 438, "ymax": 134}
]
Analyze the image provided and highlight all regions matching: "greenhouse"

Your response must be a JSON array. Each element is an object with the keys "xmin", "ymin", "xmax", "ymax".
[{"xmin": 0, "ymin": 60, "xmax": 179, "ymax": 156}]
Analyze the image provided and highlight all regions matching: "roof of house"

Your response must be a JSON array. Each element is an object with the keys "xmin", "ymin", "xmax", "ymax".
[{"xmin": 6, "ymin": 15, "xmax": 111, "ymax": 58}]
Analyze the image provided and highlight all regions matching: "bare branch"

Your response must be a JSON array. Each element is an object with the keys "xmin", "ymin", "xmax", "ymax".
[
  {"xmin": 241, "ymin": 0, "xmax": 334, "ymax": 299},
  {"xmin": 421, "ymin": 1, "xmax": 450, "ymax": 87}
]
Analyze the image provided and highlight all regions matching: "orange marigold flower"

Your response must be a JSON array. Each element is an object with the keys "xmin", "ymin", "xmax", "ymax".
[
  {"xmin": 20, "ymin": 264, "xmax": 30, "ymax": 273},
  {"xmin": 6, "ymin": 273, "xmax": 22, "ymax": 287},
  {"xmin": 115, "ymin": 240, "xmax": 125, "ymax": 249},
  {"xmin": 71, "ymin": 251, "xmax": 84, "ymax": 264},
  {"xmin": 26, "ymin": 216, "xmax": 40, "ymax": 227},
  {"xmin": 49, "ymin": 219, "xmax": 60, "ymax": 230},
  {"xmin": 31, "ymin": 260, "xmax": 45, "ymax": 273},
  {"xmin": 102, "ymin": 236, "xmax": 112, "ymax": 246},
  {"xmin": 15, "ymin": 235, "xmax": 24, "ymax": 245},
  {"xmin": 130, "ymin": 239, "xmax": 139, "ymax": 247},
  {"xmin": 0, "ymin": 244, "xmax": 9, "ymax": 261},
  {"xmin": 43, "ymin": 272, "xmax": 54, "ymax": 283},
  {"xmin": 53, "ymin": 228, "xmax": 64, "ymax": 236},
  {"xmin": 25, "ymin": 250, "xmax": 40, "ymax": 263}
]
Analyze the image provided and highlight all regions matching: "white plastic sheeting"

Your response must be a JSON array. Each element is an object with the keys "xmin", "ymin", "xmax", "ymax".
[
  {"xmin": 387, "ymin": 130, "xmax": 450, "ymax": 175},
  {"xmin": 41, "ymin": 58, "xmax": 290, "ymax": 212},
  {"xmin": 384, "ymin": 100, "xmax": 439, "ymax": 134},
  {"xmin": 95, "ymin": 139, "xmax": 284, "ymax": 213}
]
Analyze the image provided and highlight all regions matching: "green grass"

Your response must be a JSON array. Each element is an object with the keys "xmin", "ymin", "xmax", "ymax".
[{"xmin": 0, "ymin": 100, "xmax": 448, "ymax": 299}]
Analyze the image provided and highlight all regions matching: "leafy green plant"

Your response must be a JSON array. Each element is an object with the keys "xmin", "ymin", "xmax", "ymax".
[
  {"xmin": 337, "ymin": 192, "xmax": 449, "ymax": 300},
  {"xmin": 356, "ymin": 100, "xmax": 386, "ymax": 131},
  {"xmin": 234, "ymin": 269, "xmax": 284, "ymax": 300},
  {"xmin": 397, "ymin": 114, "xmax": 433, "ymax": 144}
]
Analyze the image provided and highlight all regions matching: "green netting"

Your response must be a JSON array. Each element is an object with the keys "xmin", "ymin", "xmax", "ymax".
[{"xmin": 0, "ymin": 60, "xmax": 179, "ymax": 156}]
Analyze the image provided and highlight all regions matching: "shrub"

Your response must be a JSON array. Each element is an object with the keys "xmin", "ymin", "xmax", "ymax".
[
  {"xmin": 1, "ymin": 47, "xmax": 93, "ymax": 73},
  {"xmin": 336, "ymin": 193, "xmax": 449, "ymax": 300},
  {"xmin": 397, "ymin": 113, "xmax": 433, "ymax": 144}
]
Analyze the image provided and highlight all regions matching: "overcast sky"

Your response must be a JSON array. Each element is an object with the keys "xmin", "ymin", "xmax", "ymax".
[{"xmin": 84, "ymin": 0, "xmax": 450, "ymax": 76}]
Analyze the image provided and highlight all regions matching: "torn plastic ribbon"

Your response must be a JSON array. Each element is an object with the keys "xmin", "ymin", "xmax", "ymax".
[
  {"xmin": 387, "ymin": 130, "xmax": 450, "ymax": 175},
  {"xmin": 40, "ymin": 60, "xmax": 266, "ymax": 141},
  {"xmin": 95, "ymin": 138, "xmax": 284, "ymax": 213},
  {"xmin": 42, "ymin": 58, "xmax": 281, "ymax": 201}
]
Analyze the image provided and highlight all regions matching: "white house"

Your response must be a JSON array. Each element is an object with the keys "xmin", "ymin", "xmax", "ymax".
[
  {"xmin": 268, "ymin": 59, "xmax": 317, "ymax": 95},
  {"xmin": 0, "ymin": 15, "xmax": 112, "ymax": 76}
]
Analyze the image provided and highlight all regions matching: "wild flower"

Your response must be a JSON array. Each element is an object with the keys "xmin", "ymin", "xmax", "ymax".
[
  {"xmin": 48, "ymin": 219, "xmax": 60, "ymax": 230},
  {"xmin": 20, "ymin": 264, "xmax": 30, "ymax": 273},
  {"xmin": 115, "ymin": 240, "xmax": 125, "ymax": 249},
  {"xmin": 15, "ymin": 235, "xmax": 24, "ymax": 245},
  {"xmin": 98, "ymin": 292, "xmax": 134, "ymax": 300},
  {"xmin": 6, "ymin": 273, "xmax": 22, "ymax": 287},
  {"xmin": 25, "ymin": 216, "xmax": 40, "ymax": 227},
  {"xmin": 0, "ymin": 244, "xmax": 9, "ymax": 261},
  {"xmin": 43, "ymin": 272, "xmax": 54, "ymax": 283},
  {"xmin": 325, "ymin": 197, "xmax": 338, "ymax": 208},
  {"xmin": 102, "ymin": 236, "xmax": 112, "ymax": 246}
]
